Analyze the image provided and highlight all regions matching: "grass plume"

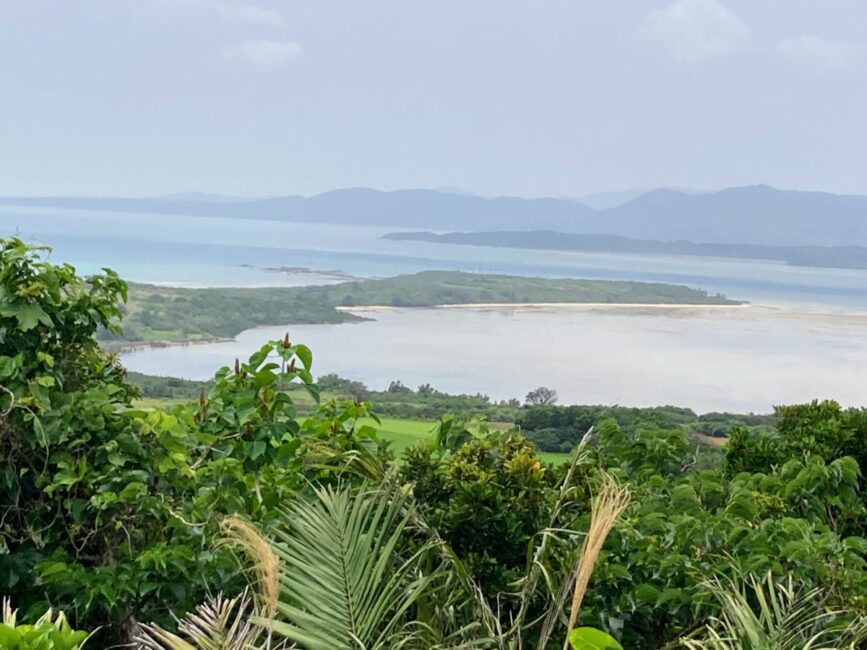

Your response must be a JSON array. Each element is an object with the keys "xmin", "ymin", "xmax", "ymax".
[
  {"xmin": 220, "ymin": 515, "xmax": 281, "ymax": 620},
  {"xmin": 563, "ymin": 471, "xmax": 631, "ymax": 646}
]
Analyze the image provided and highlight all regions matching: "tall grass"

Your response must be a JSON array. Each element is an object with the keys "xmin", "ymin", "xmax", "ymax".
[{"xmin": 563, "ymin": 472, "xmax": 631, "ymax": 646}]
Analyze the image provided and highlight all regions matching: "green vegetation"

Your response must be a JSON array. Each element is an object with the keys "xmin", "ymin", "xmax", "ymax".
[
  {"xmin": 0, "ymin": 603, "xmax": 90, "ymax": 650},
  {"xmin": 516, "ymin": 404, "xmax": 775, "ymax": 453},
  {"xmin": 2, "ymin": 239, "xmax": 866, "ymax": 649},
  {"xmin": 330, "ymin": 416, "xmax": 568, "ymax": 466},
  {"xmin": 0, "ymin": 239, "xmax": 388, "ymax": 644},
  {"xmin": 127, "ymin": 371, "xmax": 213, "ymax": 400},
  {"xmin": 104, "ymin": 270, "xmax": 739, "ymax": 345},
  {"xmin": 681, "ymin": 573, "xmax": 867, "ymax": 649},
  {"xmin": 127, "ymin": 372, "xmax": 740, "ymax": 465}
]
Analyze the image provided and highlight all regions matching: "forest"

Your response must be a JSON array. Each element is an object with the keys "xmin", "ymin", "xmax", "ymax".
[{"xmin": 1, "ymin": 237, "xmax": 865, "ymax": 650}]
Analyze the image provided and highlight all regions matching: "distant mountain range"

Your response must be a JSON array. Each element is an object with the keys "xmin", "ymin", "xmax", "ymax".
[
  {"xmin": 0, "ymin": 188, "xmax": 597, "ymax": 232},
  {"xmin": 4, "ymin": 184, "xmax": 867, "ymax": 247},
  {"xmin": 569, "ymin": 187, "xmax": 709, "ymax": 209},
  {"xmin": 384, "ymin": 230, "xmax": 867, "ymax": 271}
]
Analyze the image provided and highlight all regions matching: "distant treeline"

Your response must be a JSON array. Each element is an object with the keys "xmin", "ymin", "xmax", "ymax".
[
  {"xmin": 127, "ymin": 371, "xmax": 212, "ymax": 400},
  {"xmin": 103, "ymin": 270, "xmax": 737, "ymax": 345},
  {"xmin": 128, "ymin": 371, "xmax": 771, "ymax": 452},
  {"xmin": 385, "ymin": 230, "xmax": 867, "ymax": 270},
  {"xmin": 128, "ymin": 370, "xmax": 520, "ymax": 420},
  {"xmin": 515, "ymin": 404, "xmax": 775, "ymax": 453}
]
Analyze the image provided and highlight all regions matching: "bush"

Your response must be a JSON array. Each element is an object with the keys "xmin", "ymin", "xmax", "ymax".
[{"xmin": 401, "ymin": 431, "xmax": 561, "ymax": 598}]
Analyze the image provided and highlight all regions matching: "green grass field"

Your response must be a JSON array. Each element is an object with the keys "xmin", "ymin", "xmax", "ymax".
[
  {"xmin": 359, "ymin": 417, "xmax": 569, "ymax": 465},
  {"xmin": 361, "ymin": 417, "xmax": 439, "ymax": 457}
]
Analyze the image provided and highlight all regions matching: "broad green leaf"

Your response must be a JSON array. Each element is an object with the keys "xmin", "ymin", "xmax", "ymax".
[
  {"xmin": 294, "ymin": 344, "xmax": 313, "ymax": 371},
  {"xmin": 13, "ymin": 303, "xmax": 52, "ymax": 330},
  {"xmin": 568, "ymin": 627, "xmax": 624, "ymax": 650},
  {"xmin": 0, "ymin": 354, "xmax": 20, "ymax": 379}
]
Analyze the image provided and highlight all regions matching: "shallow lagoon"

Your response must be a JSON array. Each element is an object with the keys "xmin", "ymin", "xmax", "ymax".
[{"xmin": 122, "ymin": 303, "xmax": 867, "ymax": 414}]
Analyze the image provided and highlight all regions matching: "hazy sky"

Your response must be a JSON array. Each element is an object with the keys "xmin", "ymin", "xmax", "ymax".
[{"xmin": 2, "ymin": 1, "xmax": 866, "ymax": 197}]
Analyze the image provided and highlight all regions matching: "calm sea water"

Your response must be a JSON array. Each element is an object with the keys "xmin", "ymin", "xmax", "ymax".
[
  {"xmin": 5, "ymin": 204, "xmax": 867, "ymax": 412},
  {"xmin": 3, "ymin": 204, "xmax": 867, "ymax": 309},
  {"xmin": 122, "ymin": 305, "xmax": 867, "ymax": 414}
]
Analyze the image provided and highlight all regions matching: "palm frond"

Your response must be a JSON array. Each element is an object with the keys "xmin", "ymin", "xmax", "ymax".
[
  {"xmin": 1, "ymin": 598, "xmax": 15, "ymax": 626},
  {"xmin": 681, "ymin": 572, "xmax": 867, "ymax": 650},
  {"xmin": 135, "ymin": 590, "xmax": 275, "ymax": 650},
  {"xmin": 265, "ymin": 482, "xmax": 437, "ymax": 650}
]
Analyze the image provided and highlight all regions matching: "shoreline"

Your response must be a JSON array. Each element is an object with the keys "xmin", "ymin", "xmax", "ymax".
[
  {"xmin": 114, "ymin": 302, "xmax": 752, "ymax": 351},
  {"xmin": 114, "ymin": 300, "xmax": 867, "ymax": 353},
  {"xmin": 108, "ymin": 336, "xmax": 232, "ymax": 353},
  {"xmin": 337, "ymin": 301, "xmax": 752, "ymax": 313}
]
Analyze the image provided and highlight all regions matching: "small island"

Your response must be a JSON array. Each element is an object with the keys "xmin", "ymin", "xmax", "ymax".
[
  {"xmin": 384, "ymin": 230, "xmax": 867, "ymax": 270},
  {"xmin": 104, "ymin": 270, "xmax": 741, "ymax": 348}
]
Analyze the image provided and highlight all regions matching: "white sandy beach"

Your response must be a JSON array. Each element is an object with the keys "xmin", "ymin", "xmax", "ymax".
[{"xmin": 336, "ymin": 301, "xmax": 752, "ymax": 313}]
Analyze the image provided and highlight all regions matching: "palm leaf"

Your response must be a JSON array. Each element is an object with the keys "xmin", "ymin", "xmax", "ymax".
[
  {"xmin": 135, "ymin": 590, "xmax": 275, "ymax": 650},
  {"xmin": 681, "ymin": 572, "xmax": 867, "ymax": 650},
  {"xmin": 264, "ymin": 482, "xmax": 436, "ymax": 650}
]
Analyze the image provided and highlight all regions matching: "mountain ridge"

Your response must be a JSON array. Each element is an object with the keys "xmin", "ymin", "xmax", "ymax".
[{"xmin": 3, "ymin": 184, "xmax": 867, "ymax": 246}]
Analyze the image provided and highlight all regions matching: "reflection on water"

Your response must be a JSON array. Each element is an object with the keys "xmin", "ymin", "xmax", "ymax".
[{"xmin": 122, "ymin": 304, "xmax": 867, "ymax": 414}]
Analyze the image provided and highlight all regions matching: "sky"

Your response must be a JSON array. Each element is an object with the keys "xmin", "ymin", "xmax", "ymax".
[{"xmin": 1, "ymin": 0, "xmax": 866, "ymax": 198}]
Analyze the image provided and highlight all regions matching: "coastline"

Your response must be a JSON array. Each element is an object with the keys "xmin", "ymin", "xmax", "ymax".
[
  {"xmin": 337, "ymin": 302, "xmax": 753, "ymax": 313},
  {"xmin": 107, "ymin": 336, "xmax": 232, "ymax": 353},
  {"xmin": 114, "ymin": 303, "xmax": 751, "ymax": 351}
]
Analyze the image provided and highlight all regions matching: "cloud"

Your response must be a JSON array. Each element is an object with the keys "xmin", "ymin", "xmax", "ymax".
[
  {"xmin": 645, "ymin": 0, "xmax": 749, "ymax": 63},
  {"xmin": 226, "ymin": 40, "xmax": 301, "ymax": 67},
  {"xmin": 778, "ymin": 36, "xmax": 858, "ymax": 69},
  {"xmin": 217, "ymin": 2, "xmax": 283, "ymax": 27},
  {"xmin": 153, "ymin": 0, "xmax": 283, "ymax": 27}
]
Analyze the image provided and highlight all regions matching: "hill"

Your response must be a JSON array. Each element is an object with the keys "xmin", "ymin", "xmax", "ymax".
[
  {"xmin": 599, "ymin": 185, "xmax": 867, "ymax": 246},
  {"xmin": 0, "ymin": 188, "xmax": 597, "ymax": 231}
]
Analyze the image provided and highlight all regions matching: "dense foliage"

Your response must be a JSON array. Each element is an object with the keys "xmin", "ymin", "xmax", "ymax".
[
  {"xmin": 401, "ymin": 429, "xmax": 561, "ymax": 597},
  {"xmin": 517, "ymin": 403, "xmax": 774, "ymax": 453},
  {"xmin": 398, "ymin": 408, "xmax": 867, "ymax": 648},
  {"xmin": 578, "ymin": 417, "xmax": 865, "ymax": 645},
  {"xmin": 0, "ymin": 238, "xmax": 386, "ymax": 644},
  {"xmin": 2, "ymin": 239, "xmax": 865, "ymax": 649}
]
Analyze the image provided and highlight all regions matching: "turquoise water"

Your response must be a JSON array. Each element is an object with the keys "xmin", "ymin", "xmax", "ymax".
[{"xmin": 3, "ymin": 204, "xmax": 867, "ymax": 309}]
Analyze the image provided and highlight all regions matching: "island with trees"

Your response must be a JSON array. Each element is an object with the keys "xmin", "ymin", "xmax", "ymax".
[{"xmin": 104, "ymin": 270, "xmax": 740, "ymax": 348}]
